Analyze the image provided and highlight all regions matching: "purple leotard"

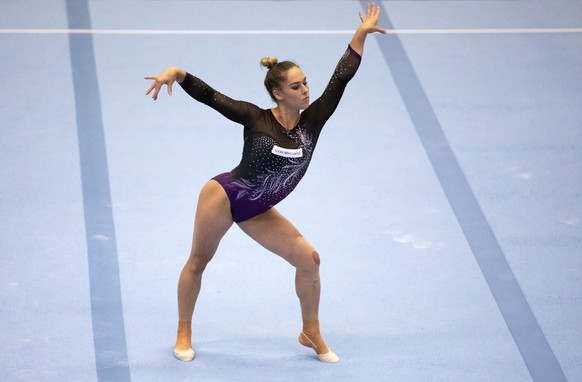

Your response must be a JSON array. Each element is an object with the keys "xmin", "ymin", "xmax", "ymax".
[{"xmin": 179, "ymin": 45, "xmax": 361, "ymax": 222}]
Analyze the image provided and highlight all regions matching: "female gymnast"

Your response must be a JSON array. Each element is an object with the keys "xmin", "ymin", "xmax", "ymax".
[{"xmin": 145, "ymin": 3, "xmax": 386, "ymax": 363}]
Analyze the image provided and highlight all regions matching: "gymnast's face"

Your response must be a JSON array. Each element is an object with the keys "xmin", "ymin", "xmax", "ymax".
[{"xmin": 275, "ymin": 67, "xmax": 310, "ymax": 110}]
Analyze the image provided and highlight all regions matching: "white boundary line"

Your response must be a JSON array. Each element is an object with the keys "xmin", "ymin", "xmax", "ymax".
[{"xmin": 1, "ymin": 28, "xmax": 582, "ymax": 35}]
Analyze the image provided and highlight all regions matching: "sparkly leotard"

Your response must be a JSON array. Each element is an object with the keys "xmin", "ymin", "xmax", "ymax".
[{"xmin": 179, "ymin": 45, "xmax": 361, "ymax": 222}]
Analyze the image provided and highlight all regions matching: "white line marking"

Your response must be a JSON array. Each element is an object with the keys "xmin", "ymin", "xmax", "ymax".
[
  {"xmin": 400, "ymin": 28, "xmax": 582, "ymax": 34},
  {"xmin": 1, "ymin": 28, "xmax": 582, "ymax": 35},
  {"xmin": 2, "ymin": 29, "xmax": 354, "ymax": 35}
]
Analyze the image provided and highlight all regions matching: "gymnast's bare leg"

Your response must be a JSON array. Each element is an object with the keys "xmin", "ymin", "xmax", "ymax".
[
  {"xmin": 238, "ymin": 208, "xmax": 339, "ymax": 363},
  {"xmin": 174, "ymin": 180, "xmax": 233, "ymax": 361}
]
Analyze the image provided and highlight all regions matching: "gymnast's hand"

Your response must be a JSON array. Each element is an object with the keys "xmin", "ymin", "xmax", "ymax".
[
  {"xmin": 144, "ymin": 66, "xmax": 187, "ymax": 101},
  {"xmin": 358, "ymin": 2, "xmax": 387, "ymax": 35}
]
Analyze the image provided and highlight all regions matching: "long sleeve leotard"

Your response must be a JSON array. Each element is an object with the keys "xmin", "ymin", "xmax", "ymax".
[{"xmin": 179, "ymin": 45, "xmax": 361, "ymax": 222}]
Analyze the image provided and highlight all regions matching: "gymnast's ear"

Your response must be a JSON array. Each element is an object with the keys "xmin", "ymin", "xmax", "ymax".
[{"xmin": 272, "ymin": 88, "xmax": 284, "ymax": 101}]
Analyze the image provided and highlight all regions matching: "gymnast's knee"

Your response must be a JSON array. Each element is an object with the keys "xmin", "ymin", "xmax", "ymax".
[
  {"xmin": 311, "ymin": 250, "xmax": 321, "ymax": 266},
  {"xmin": 291, "ymin": 237, "xmax": 321, "ymax": 271},
  {"xmin": 185, "ymin": 254, "xmax": 213, "ymax": 277}
]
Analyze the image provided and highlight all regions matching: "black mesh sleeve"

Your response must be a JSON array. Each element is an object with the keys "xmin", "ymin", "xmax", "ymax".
[
  {"xmin": 302, "ymin": 45, "xmax": 362, "ymax": 132},
  {"xmin": 179, "ymin": 73, "xmax": 262, "ymax": 127}
]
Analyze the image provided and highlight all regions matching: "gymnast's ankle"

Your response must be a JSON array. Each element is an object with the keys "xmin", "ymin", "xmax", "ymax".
[
  {"xmin": 174, "ymin": 319, "xmax": 192, "ymax": 350},
  {"xmin": 298, "ymin": 320, "xmax": 330, "ymax": 355}
]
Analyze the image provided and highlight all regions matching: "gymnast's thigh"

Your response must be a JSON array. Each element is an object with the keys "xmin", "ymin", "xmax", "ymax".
[
  {"xmin": 237, "ymin": 208, "xmax": 315, "ymax": 267},
  {"xmin": 189, "ymin": 180, "xmax": 234, "ymax": 258}
]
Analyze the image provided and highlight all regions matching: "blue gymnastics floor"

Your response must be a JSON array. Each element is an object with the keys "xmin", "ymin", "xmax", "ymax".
[{"xmin": 1, "ymin": 1, "xmax": 581, "ymax": 381}]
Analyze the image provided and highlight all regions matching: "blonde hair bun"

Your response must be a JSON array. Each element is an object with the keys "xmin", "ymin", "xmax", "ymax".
[{"xmin": 260, "ymin": 56, "xmax": 278, "ymax": 70}]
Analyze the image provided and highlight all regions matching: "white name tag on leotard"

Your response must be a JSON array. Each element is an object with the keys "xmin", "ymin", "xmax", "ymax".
[{"xmin": 271, "ymin": 146, "xmax": 303, "ymax": 158}]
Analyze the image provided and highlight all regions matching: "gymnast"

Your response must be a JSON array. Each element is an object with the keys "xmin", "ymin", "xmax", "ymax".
[{"xmin": 145, "ymin": 2, "xmax": 386, "ymax": 363}]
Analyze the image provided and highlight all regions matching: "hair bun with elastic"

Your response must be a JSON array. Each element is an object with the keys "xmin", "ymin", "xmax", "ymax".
[{"xmin": 260, "ymin": 57, "xmax": 278, "ymax": 70}]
